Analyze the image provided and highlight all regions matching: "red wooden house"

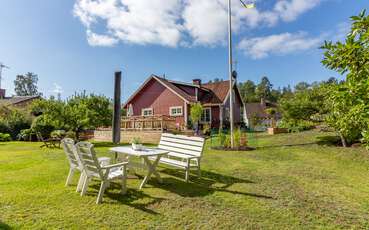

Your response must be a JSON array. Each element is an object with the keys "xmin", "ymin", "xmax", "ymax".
[{"xmin": 123, "ymin": 75, "xmax": 246, "ymax": 129}]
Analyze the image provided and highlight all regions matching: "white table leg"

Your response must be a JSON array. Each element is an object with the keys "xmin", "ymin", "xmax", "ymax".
[{"xmin": 139, "ymin": 155, "xmax": 163, "ymax": 189}]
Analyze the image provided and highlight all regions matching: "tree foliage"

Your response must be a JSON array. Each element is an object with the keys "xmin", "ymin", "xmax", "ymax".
[
  {"xmin": 256, "ymin": 76, "xmax": 273, "ymax": 100},
  {"xmin": 279, "ymin": 82, "xmax": 329, "ymax": 122},
  {"xmin": 14, "ymin": 72, "xmax": 42, "ymax": 96},
  {"xmin": 30, "ymin": 94, "xmax": 112, "ymax": 139},
  {"xmin": 321, "ymin": 10, "xmax": 369, "ymax": 147},
  {"xmin": 190, "ymin": 103, "xmax": 203, "ymax": 124}
]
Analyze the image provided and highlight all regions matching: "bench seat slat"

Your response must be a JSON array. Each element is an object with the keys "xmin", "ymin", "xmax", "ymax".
[
  {"xmin": 150, "ymin": 157, "xmax": 198, "ymax": 168},
  {"xmin": 158, "ymin": 144, "xmax": 201, "ymax": 157},
  {"xmin": 166, "ymin": 151, "xmax": 200, "ymax": 159}
]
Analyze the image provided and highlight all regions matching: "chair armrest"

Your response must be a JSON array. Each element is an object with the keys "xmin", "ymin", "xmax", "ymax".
[{"xmin": 101, "ymin": 162, "xmax": 128, "ymax": 170}]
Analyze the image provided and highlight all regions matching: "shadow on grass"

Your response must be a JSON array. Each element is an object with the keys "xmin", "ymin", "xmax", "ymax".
[
  {"xmin": 256, "ymin": 142, "xmax": 316, "ymax": 149},
  {"xmin": 153, "ymin": 168, "xmax": 274, "ymax": 200},
  {"xmin": 0, "ymin": 222, "xmax": 12, "ymax": 230},
  {"xmin": 316, "ymin": 135, "xmax": 341, "ymax": 146},
  {"xmin": 93, "ymin": 142, "xmax": 156, "ymax": 148},
  {"xmin": 87, "ymin": 183, "xmax": 163, "ymax": 215}
]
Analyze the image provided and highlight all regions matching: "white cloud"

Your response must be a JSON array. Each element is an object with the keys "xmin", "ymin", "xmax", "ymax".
[
  {"xmin": 87, "ymin": 30, "xmax": 118, "ymax": 46},
  {"xmin": 274, "ymin": 0, "xmax": 322, "ymax": 22},
  {"xmin": 49, "ymin": 83, "xmax": 64, "ymax": 99},
  {"xmin": 73, "ymin": 0, "xmax": 324, "ymax": 47},
  {"xmin": 238, "ymin": 32, "xmax": 322, "ymax": 59}
]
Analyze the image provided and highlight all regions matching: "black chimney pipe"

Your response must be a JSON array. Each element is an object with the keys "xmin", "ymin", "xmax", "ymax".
[{"xmin": 112, "ymin": 71, "xmax": 122, "ymax": 144}]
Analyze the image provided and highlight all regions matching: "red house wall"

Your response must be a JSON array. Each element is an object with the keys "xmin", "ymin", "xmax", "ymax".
[{"xmin": 126, "ymin": 79, "xmax": 186, "ymax": 125}]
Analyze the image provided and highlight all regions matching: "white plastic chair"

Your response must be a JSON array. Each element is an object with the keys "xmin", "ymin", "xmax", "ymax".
[
  {"xmin": 75, "ymin": 142, "xmax": 128, "ymax": 204},
  {"xmin": 61, "ymin": 138, "xmax": 110, "ymax": 192}
]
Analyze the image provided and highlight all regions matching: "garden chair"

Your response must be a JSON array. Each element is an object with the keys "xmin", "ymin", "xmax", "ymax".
[
  {"xmin": 75, "ymin": 142, "xmax": 128, "ymax": 204},
  {"xmin": 36, "ymin": 132, "xmax": 60, "ymax": 148},
  {"xmin": 61, "ymin": 138, "xmax": 110, "ymax": 192}
]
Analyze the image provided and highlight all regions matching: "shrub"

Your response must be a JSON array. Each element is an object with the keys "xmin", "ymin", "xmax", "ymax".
[
  {"xmin": 0, "ymin": 108, "xmax": 31, "ymax": 139},
  {"xmin": 17, "ymin": 129, "xmax": 34, "ymax": 141},
  {"xmin": 65, "ymin": 131, "xmax": 76, "ymax": 140},
  {"xmin": 0, "ymin": 133, "xmax": 12, "ymax": 142},
  {"xmin": 278, "ymin": 119, "xmax": 315, "ymax": 133},
  {"xmin": 50, "ymin": 130, "xmax": 66, "ymax": 139},
  {"xmin": 234, "ymin": 128, "xmax": 241, "ymax": 148},
  {"xmin": 219, "ymin": 129, "xmax": 226, "ymax": 146},
  {"xmin": 202, "ymin": 124, "xmax": 211, "ymax": 136},
  {"xmin": 224, "ymin": 135, "xmax": 231, "ymax": 148},
  {"xmin": 31, "ymin": 116, "xmax": 55, "ymax": 138}
]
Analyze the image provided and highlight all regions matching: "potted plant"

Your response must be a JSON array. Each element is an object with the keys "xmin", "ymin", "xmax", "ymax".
[{"xmin": 131, "ymin": 137, "xmax": 143, "ymax": 150}]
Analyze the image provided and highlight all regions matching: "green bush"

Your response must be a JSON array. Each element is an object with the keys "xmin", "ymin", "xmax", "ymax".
[
  {"xmin": 202, "ymin": 124, "xmax": 211, "ymax": 136},
  {"xmin": 278, "ymin": 119, "xmax": 315, "ymax": 133},
  {"xmin": 50, "ymin": 130, "xmax": 66, "ymax": 139},
  {"xmin": 0, "ymin": 133, "xmax": 12, "ymax": 142},
  {"xmin": 234, "ymin": 129, "xmax": 241, "ymax": 148},
  {"xmin": 65, "ymin": 131, "xmax": 76, "ymax": 140},
  {"xmin": 0, "ymin": 108, "xmax": 31, "ymax": 139},
  {"xmin": 31, "ymin": 116, "xmax": 55, "ymax": 138},
  {"xmin": 219, "ymin": 129, "xmax": 226, "ymax": 146},
  {"xmin": 17, "ymin": 129, "xmax": 34, "ymax": 141}
]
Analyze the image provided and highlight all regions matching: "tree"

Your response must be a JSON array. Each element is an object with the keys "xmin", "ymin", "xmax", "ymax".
[
  {"xmin": 321, "ymin": 10, "xmax": 369, "ymax": 147},
  {"xmin": 281, "ymin": 85, "xmax": 293, "ymax": 99},
  {"xmin": 294, "ymin": 82, "xmax": 310, "ymax": 92},
  {"xmin": 279, "ymin": 82, "xmax": 329, "ymax": 122},
  {"xmin": 256, "ymin": 76, "xmax": 272, "ymax": 101},
  {"xmin": 190, "ymin": 103, "xmax": 203, "ymax": 135},
  {"xmin": 14, "ymin": 72, "xmax": 42, "ymax": 96},
  {"xmin": 238, "ymin": 80, "xmax": 258, "ymax": 103},
  {"xmin": 30, "ymin": 94, "xmax": 112, "ymax": 140}
]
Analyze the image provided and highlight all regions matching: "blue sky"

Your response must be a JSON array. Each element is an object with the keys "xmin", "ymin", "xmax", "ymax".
[{"xmin": 0, "ymin": 0, "xmax": 368, "ymax": 100}]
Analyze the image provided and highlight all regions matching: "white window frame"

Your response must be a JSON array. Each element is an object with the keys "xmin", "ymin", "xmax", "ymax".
[
  {"xmin": 200, "ymin": 108, "xmax": 212, "ymax": 124},
  {"xmin": 169, "ymin": 106, "xmax": 183, "ymax": 116},
  {"xmin": 141, "ymin": 108, "xmax": 153, "ymax": 116}
]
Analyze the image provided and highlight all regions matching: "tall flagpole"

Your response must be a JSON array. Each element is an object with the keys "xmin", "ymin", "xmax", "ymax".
[{"xmin": 228, "ymin": 0, "xmax": 235, "ymax": 148}]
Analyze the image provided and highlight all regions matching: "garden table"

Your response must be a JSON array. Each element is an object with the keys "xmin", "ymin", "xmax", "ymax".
[{"xmin": 109, "ymin": 146, "xmax": 168, "ymax": 189}]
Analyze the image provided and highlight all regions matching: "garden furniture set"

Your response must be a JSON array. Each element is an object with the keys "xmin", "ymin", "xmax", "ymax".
[{"xmin": 61, "ymin": 133, "xmax": 205, "ymax": 204}]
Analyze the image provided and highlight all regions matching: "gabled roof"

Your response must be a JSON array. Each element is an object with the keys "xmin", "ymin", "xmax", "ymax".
[
  {"xmin": 245, "ymin": 100, "xmax": 280, "ymax": 119},
  {"xmin": 201, "ymin": 81, "xmax": 230, "ymax": 105},
  {"xmin": 245, "ymin": 103, "xmax": 268, "ymax": 119},
  {"xmin": 0, "ymin": 96, "xmax": 41, "ymax": 106},
  {"xmin": 154, "ymin": 76, "xmax": 196, "ymax": 102},
  {"xmin": 123, "ymin": 75, "xmax": 241, "ymax": 107}
]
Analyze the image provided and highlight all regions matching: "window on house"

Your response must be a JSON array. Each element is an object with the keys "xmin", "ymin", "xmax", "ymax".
[
  {"xmin": 170, "ymin": 106, "xmax": 183, "ymax": 116},
  {"xmin": 142, "ymin": 108, "xmax": 153, "ymax": 116},
  {"xmin": 201, "ymin": 108, "xmax": 211, "ymax": 123}
]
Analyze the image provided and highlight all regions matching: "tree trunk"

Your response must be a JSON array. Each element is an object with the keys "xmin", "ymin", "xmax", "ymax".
[{"xmin": 339, "ymin": 132, "xmax": 347, "ymax": 147}]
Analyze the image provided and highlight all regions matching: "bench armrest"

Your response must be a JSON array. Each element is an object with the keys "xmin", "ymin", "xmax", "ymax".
[{"xmin": 101, "ymin": 162, "xmax": 128, "ymax": 170}]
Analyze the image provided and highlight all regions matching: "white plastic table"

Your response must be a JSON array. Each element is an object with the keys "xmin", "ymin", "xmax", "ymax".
[{"xmin": 109, "ymin": 146, "xmax": 168, "ymax": 189}]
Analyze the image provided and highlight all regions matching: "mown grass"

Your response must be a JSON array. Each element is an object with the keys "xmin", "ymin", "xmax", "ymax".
[{"xmin": 1, "ymin": 130, "xmax": 369, "ymax": 229}]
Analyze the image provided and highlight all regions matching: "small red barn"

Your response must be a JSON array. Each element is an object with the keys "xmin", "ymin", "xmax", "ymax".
[{"xmin": 123, "ymin": 75, "xmax": 246, "ymax": 129}]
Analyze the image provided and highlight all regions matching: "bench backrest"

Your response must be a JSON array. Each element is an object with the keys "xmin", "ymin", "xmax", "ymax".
[
  {"xmin": 158, "ymin": 133, "xmax": 205, "ymax": 157},
  {"xmin": 75, "ymin": 142, "xmax": 104, "ymax": 179},
  {"xmin": 61, "ymin": 138, "xmax": 79, "ymax": 168}
]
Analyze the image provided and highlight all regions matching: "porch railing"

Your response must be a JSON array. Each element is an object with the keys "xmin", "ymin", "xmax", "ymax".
[{"xmin": 121, "ymin": 115, "xmax": 177, "ymax": 131}]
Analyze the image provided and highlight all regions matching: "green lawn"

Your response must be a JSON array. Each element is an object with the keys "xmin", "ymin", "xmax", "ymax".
[{"xmin": 1, "ymin": 130, "xmax": 369, "ymax": 229}]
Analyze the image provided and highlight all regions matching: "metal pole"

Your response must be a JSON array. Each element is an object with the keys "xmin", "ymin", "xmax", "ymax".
[
  {"xmin": 228, "ymin": 0, "xmax": 235, "ymax": 148},
  {"xmin": 112, "ymin": 71, "xmax": 122, "ymax": 144}
]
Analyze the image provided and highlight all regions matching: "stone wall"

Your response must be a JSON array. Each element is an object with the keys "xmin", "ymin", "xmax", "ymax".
[{"xmin": 94, "ymin": 129, "xmax": 163, "ymax": 144}]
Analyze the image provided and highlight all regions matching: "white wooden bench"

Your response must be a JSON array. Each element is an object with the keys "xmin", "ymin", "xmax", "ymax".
[{"xmin": 151, "ymin": 133, "xmax": 205, "ymax": 182}]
